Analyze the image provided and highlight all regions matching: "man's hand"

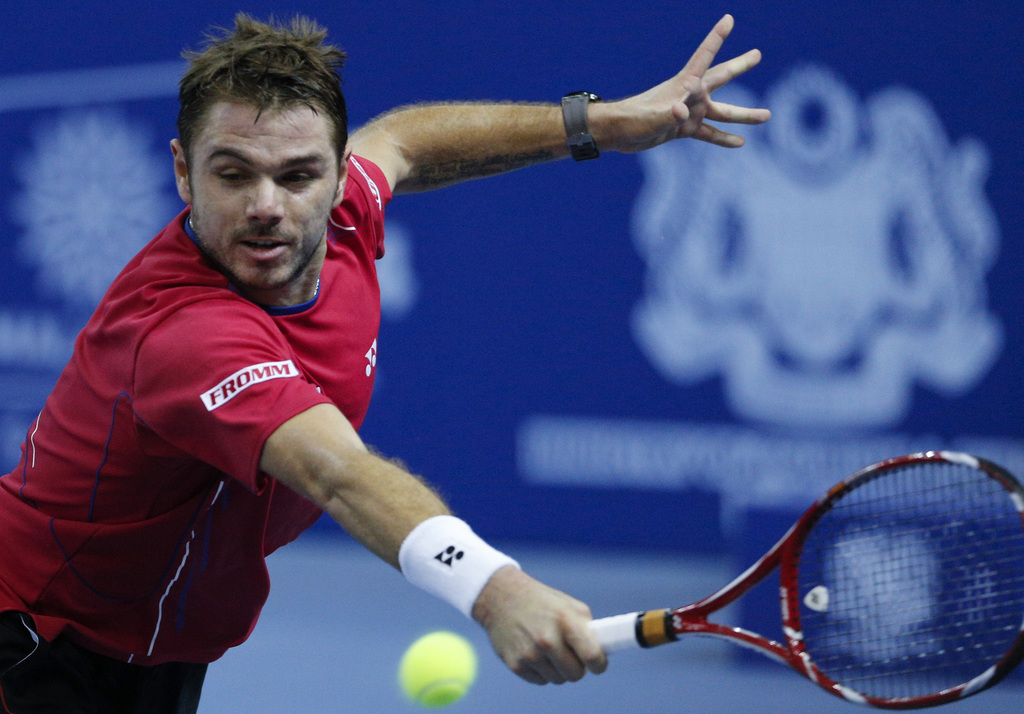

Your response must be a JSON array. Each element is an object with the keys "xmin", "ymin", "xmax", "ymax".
[
  {"xmin": 591, "ymin": 14, "xmax": 771, "ymax": 153},
  {"xmin": 472, "ymin": 566, "xmax": 608, "ymax": 685}
]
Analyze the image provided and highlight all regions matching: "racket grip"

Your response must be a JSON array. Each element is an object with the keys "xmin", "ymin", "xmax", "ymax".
[{"xmin": 588, "ymin": 613, "xmax": 642, "ymax": 653}]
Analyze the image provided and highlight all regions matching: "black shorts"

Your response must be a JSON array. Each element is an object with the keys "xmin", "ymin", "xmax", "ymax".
[{"xmin": 0, "ymin": 611, "xmax": 207, "ymax": 714}]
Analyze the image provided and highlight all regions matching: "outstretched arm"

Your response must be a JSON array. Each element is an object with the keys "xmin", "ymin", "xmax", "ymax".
[
  {"xmin": 350, "ymin": 14, "xmax": 769, "ymax": 193},
  {"xmin": 260, "ymin": 403, "xmax": 606, "ymax": 684}
]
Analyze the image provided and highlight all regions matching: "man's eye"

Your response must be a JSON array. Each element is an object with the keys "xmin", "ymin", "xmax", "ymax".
[
  {"xmin": 282, "ymin": 173, "xmax": 315, "ymax": 184},
  {"xmin": 219, "ymin": 172, "xmax": 246, "ymax": 182}
]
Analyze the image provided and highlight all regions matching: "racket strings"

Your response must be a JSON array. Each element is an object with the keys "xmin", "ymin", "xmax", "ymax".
[{"xmin": 794, "ymin": 461, "xmax": 1024, "ymax": 701}]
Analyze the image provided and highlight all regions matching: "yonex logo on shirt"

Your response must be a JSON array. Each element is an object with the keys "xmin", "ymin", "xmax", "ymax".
[{"xmin": 201, "ymin": 360, "xmax": 298, "ymax": 411}]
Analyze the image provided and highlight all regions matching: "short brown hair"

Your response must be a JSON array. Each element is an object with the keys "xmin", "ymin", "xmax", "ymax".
[{"xmin": 177, "ymin": 14, "xmax": 348, "ymax": 161}]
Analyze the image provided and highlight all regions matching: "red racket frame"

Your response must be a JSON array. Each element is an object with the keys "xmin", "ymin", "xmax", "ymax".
[{"xmin": 617, "ymin": 451, "xmax": 1024, "ymax": 709}]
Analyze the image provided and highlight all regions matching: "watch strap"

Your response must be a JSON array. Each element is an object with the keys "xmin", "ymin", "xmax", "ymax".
[{"xmin": 561, "ymin": 91, "xmax": 601, "ymax": 161}]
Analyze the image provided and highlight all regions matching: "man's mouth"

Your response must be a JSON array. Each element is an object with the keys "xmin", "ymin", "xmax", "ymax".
[{"xmin": 240, "ymin": 239, "xmax": 288, "ymax": 260}]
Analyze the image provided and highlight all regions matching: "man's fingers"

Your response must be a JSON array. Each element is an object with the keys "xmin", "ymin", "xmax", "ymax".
[
  {"xmin": 704, "ymin": 48, "xmax": 764, "ymax": 91},
  {"xmin": 694, "ymin": 123, "xmax": 747, "ymax": 148},
  {"xmin": 514, "ymin": 663, "xmax": 548, "ymax": 685},
  {"xmin": 512, "ymin": 648, "xmax": 583, "ymax": 685},
  {"xmin": 547, "ymin": 649, "xmax": 587, "ymax": 684},
  {"xmin": 566, "ymin": 618, "xmax": 609, "ymax": 675},
  {"xmin": 510, "ymin": 618, "xmax": 604, "ymax": 685},
  {"xmin": 518, "ymin": 621, "xmax": 605, "ymax": 685},
  {"xmin": 706, "ymin": 100, "xmax": 772, "ymax": 125},
  {"xmin": 680, "ymin": 14, "xmax": 734, "ymax": 80}
]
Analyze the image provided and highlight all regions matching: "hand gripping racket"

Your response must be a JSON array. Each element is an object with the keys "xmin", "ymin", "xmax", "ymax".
[{"xmin": 588, "ymin": 451, "xmax": 1024, "ymax": 708}]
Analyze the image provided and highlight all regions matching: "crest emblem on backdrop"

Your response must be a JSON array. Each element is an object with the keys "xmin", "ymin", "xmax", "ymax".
[{"xmin": 631, "ymin": 65, "xmax": 1002, "ymax": 430}]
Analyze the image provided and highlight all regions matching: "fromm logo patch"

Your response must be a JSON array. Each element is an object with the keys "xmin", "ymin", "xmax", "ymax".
[{"xmin": 201, "ymin": 360, "xmax": 298, "ymax": 411}]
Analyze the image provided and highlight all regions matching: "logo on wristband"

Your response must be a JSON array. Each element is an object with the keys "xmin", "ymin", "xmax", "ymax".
[{"xmin": 435, "ymin": 545, "xmax": 465, "ymax": 567}]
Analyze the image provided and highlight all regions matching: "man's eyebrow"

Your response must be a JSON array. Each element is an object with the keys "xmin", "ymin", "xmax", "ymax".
[
  {"xmin": 206, "ymin": 148, "xmax": 329, "ymax": 168},
  {"xmin": 279, "ymin": 154, "xmax": 329, "ymax": 169},
  {"xmin": 206, "ymin": 147, "xmax": 251, "ymax": 165}
]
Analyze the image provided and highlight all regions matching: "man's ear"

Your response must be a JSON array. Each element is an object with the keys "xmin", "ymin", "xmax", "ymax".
[
  {"xmin": 335, "ymin": 147, "xmax": 351, "ymax": 207},
  {"xmin": 170, "ymin": 139, "xmax": 192, "ymax": 204}
]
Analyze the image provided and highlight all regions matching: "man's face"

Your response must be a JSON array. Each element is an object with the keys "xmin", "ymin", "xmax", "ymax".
[{"xmin": 171, "ymin": 100, "xmax": 347, "ymax": 306}]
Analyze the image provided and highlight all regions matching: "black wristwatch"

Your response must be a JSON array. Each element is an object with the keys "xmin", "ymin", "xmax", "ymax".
[{"xmin": 561, "ymin": 91, "xmax": 601, "ymax": 161}]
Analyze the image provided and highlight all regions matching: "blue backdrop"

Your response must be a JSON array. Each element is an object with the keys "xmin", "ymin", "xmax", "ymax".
[{"xmin": 1, "ymin": 1, "xmax": 1022, "ymax": 564}]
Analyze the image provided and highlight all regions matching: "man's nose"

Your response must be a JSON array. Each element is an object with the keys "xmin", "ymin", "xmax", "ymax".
[{"xmin": 247, "ymin": 178, "xmax": 284, "ymax": 224}]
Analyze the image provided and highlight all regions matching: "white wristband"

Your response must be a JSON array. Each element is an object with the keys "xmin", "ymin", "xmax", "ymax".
[{"xmin": 398, "ymin": 515, "xmax": 520, "ymax": 617}]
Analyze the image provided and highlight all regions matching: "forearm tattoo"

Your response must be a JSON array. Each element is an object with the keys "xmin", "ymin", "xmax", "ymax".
[{"xmin": 410, "ymin": 149, "xmax": 556, "ymax": 189}]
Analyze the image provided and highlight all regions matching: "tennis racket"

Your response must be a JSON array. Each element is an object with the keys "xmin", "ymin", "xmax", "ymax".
[{"xmin": 588, "ymin": 451, "xmax": 1024, "ymax": 708}]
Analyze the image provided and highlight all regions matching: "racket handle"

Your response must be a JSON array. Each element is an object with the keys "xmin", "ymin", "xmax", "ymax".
[{"xmin": 588, "ymin": 613, "xmax": 642, "ymax": 653}]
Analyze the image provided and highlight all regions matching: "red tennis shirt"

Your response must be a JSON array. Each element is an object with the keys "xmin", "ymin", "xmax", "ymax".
[{"xmin": 0, "ymin": 156, "xmax": 391, "ymax": 665}]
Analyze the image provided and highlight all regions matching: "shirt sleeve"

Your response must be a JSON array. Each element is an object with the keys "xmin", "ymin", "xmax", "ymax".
[
  {"xmin": 133, "ymin": 298, "xmax": 332, "ymax": 493},
  {"xmin": 345, "ymin": 155, "xmax": 393, "ymax": 260}
]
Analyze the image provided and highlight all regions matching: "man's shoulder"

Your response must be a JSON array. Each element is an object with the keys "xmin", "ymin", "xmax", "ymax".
[
  {"xmin": 93, "ymin": 216, "xmax": 262, "ymax": 348},
  {"xmin": 344, "ymin": 155, "xmax": 391, "ymax": 215}
]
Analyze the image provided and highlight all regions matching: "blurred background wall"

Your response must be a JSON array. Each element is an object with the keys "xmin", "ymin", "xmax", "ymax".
[{"xmin": 1, "ymin": 1, "xmax": 1021, "ymax": 711}]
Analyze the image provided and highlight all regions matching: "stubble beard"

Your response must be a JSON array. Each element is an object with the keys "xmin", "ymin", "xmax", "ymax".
[{"xmin": 191, "ymin": 216, "xmax": 328, "ymax": 303}]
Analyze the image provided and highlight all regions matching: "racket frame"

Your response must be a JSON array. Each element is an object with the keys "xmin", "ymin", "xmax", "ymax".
[{"xmin": 590, "ymin": 451, "xmax": 1024, "ymax": 709}]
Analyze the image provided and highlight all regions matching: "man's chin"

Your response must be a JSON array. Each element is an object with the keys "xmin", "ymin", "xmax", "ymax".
[{"xmin": 231, "ymin": 268, "xmax": 316, "ymax": 305}]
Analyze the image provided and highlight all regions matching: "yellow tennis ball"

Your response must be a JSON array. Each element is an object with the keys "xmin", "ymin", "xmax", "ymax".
[{"xmin": 398, "ymin": 631, "xmax": 477, "ymax": 708}]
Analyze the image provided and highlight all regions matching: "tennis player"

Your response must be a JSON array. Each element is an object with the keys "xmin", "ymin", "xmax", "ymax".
[{"xmin": 0, "ymin": 13, "xmax": 768, "ymax": 712}]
